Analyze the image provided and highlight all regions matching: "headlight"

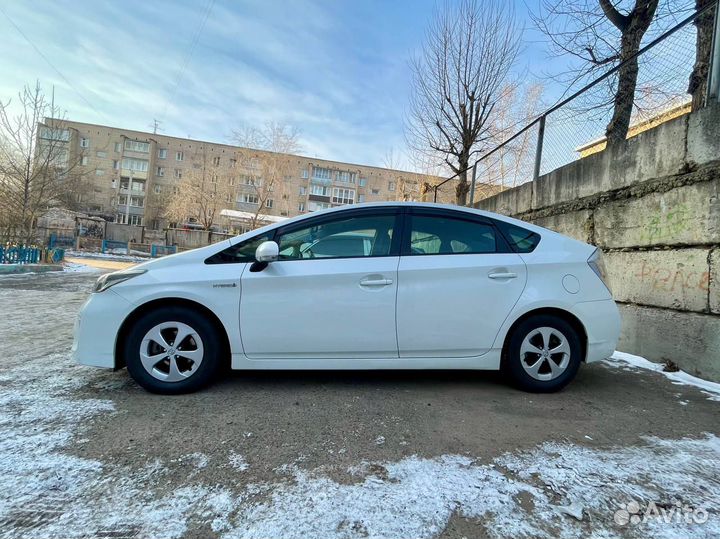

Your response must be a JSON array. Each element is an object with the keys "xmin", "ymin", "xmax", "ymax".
[
  {"xmin": 93, "ymin": 269, "xmax": 147, "ymax": 293},
  {"xmin": 587, "ymin": 248, "xmax": 610, "ymax": 292}
]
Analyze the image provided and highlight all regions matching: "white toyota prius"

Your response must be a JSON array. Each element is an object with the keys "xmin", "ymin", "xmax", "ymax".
[{"xmin": 73, "ymin": 202, "xmax": 620, "ymax": 394}]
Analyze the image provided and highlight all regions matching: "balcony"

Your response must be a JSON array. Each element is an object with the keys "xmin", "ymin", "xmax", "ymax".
[{"xmin": 310, "ymin": 177, "xmax": 332, "ymax": 187}]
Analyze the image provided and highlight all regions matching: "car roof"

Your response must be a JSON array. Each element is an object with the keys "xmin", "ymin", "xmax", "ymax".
[{"xmin": 227, "ymin": 200, "xmax": 568, "ymax": 248}]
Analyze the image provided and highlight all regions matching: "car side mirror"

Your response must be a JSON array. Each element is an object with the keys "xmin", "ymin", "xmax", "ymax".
[{"xmin": 255, "ymin": 241, "xmax": 279, "ymax": 263}]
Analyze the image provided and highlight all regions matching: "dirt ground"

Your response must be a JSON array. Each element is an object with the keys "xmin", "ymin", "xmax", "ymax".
[{"xmin": 1, "ymin": 270, "xmax": 718, "ymax": 539}]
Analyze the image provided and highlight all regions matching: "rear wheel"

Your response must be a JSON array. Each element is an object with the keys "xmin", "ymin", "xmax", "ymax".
[
  {"xmin": 502, "ymin": 315, "xmax": 582, "ymax": 392},
  {"xmin": 124, "ymin": 307, "xmax": 221, "ymax": 394}
]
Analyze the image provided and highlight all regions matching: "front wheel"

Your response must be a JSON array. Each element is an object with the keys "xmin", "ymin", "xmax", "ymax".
[
  {"xmin": 502, "ymin": 315, "xmax": 582, "ymax": 393},
  {"xmin": 124, "ymin": 307, "xmax": 222, "ymax": 394}
]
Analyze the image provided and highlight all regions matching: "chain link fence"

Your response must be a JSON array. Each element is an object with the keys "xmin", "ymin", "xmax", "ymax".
[{"xmin": 433, "ymin": 1, "xmax": 717, "ymax": 204}]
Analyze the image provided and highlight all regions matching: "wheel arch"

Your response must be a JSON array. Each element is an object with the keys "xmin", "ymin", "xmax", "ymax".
[
  {"xmin": 114, "ymin": 297, "xmax": 231, "ymax": 370},
  {"xmin": 500, "ymin": 307, "xmax": 588, "ymax": 365}
]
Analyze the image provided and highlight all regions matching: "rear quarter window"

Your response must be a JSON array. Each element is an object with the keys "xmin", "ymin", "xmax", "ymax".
[{"xmin": 494, "ymin": 220, "xmax": 541, "ymax": 253}]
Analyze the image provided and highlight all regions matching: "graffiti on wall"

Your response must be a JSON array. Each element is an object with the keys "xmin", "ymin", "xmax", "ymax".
[
  {"xmin": 640, "ymin": 204, "xmax": 690, "ymax": 243},
  {"xmin": 634, "ymin": 260, "xmax": 709, "ymax": 293}
]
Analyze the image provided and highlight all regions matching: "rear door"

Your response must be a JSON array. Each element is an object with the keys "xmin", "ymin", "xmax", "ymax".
[{"xmin": 396, "ymin": 208, "xmax": 527, "ymax": 357}]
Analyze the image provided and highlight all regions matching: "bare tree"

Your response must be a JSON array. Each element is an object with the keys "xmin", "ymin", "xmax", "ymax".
[
  {"xmin": 0, "ymin": 82, "xmax": 86, "ymax": 243},
  {"xmin": 232, "ymin": 122, "xmax": 301, "ymax": 229},
  {"xmin": 406, "ymin": 0, "xmax": 521, "ymax": 205},
  {"xmin": 165, "ymin": 148, "xmax": 235, "ymax": 237},
  {"xmin": 531, "ymin": 0, "xmax": 704, "ymax": 147},
  {"xmin": 688, "ymin": 0, "xmax": 716, "ymax": 110},
  {"xmin": 482, "ymin": 82, "xmax": 545, "ymax": 187}
]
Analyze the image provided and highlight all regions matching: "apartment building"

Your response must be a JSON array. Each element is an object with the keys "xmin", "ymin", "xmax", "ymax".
[{"xmin": 39, "ymin": 119, "xmax": 446, "ymax": 233}]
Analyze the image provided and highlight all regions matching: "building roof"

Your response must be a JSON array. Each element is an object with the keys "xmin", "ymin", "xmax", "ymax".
[{"xmin": 220, "ymin": 209, "xmax": 289, "ymax": 223}]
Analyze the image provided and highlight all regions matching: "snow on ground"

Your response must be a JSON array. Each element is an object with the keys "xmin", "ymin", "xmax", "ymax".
[
  {"xmin": 64, "ymin": 250, "xmax": 149, "ymax": 263},
  {"xmin": 606, "ymin": 351, "xmax": 720, "ymax": 402},
  {"xmin": 62, "ymin": 261, "xmax": 100, "ymax": 273},
  {"xmin": 1, "ymin": 350, "xmax": 719, "ymax": 538}
]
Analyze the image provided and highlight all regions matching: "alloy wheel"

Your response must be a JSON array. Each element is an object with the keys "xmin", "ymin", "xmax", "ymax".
[
  {"xmin": 519, "ymin": 326, "xmax": 571, "ymax": 381},
  {"xmin": 139, "ymin": 321, "xmax": 204, "ymax": 382}
]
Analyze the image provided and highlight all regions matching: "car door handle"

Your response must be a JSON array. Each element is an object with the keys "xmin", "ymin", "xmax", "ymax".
[
  {"xmin": 360, "ymin": 278, "xmax": 393, "ymax": 286},
  {"xmin": 488, "ymin": 272, "xmax": 517, "ymax": 280}
]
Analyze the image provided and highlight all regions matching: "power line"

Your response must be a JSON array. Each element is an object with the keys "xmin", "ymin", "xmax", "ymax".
[
  {"xmin": 159, "ymin": 0, "xmax": 216, "ymax": 123},
  {"xmin": 0, "ymin": 4, "xmax": 104, "ymax": 119}
]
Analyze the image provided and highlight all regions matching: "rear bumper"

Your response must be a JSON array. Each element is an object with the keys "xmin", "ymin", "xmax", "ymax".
[
  {"xmin": 573, "ymin": 299, "xmax": 621, "ymax": 363},
  {"xmin": 72, "ymin": 289, "xmax": 132, "ymax": 368}
]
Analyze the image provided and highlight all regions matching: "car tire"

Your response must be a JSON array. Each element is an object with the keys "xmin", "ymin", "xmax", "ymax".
[
  {"xmin": 502, "ymin": 314, "xmax": 582, "ymax": 393},
  {"xmin": 124, "ymin": 306, "xmax": 222, "ymax": 394}
]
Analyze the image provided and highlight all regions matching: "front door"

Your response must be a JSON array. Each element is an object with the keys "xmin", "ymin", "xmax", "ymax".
[
  {"xmin": 396, "ymin": 210, "xmax": 527, "ymax": 357},
  {"xmin": 240, "ymin": 209, "xmax": 401, "ymax": 359}
]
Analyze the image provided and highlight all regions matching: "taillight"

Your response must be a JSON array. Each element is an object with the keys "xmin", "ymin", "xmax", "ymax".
[{"xmin": 587, "ymin": 248, "xmax": 610, "ymax": 292}]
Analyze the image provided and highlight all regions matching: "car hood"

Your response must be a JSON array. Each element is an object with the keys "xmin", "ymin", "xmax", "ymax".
[{"xmin": 132, "ymin": 240, "xmax": 232, "ymax": 271}]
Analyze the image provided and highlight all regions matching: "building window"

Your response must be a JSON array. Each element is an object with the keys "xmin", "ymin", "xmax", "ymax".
[
  {"xmin": 298, "ymin": 202, "xmax": 305, "ymax": 212},
  {"xmin": 312, "ymin": 166, "xmax": 331, "ymax": 180},
  {"xmin": 111, "ymin": 179, "xmax": 117, "ymax": 189},
  {"xmin": 388, "ymin": 181, "xmax": 396, "ymax": 191},
  {"xmin": 337, "ymin": 171, "xmax": 356, "ymax": 184},
  {"xmin": 80, "ymin": 156, "xmax": 88, "ymax": 166},
  {"xmin": 154, "ymin": 185, "xmax": 162, "ymax": 194},
  {"xmin": 174, "ymin": 169, "xmax": 182, "ymax": 179},
  {"xmin": 114, "ymin": 142, "xmax": 122, "ymax": 152},
  {"xmin": 124, "ymin": 139, "xmax": 150, "ymax": 153},
  {"xmin": 121, "ymin": 157, "xmax": 149, "ymax": 172},
  {"xmin": 210, "ymin": 173, "xmax": 217, "ymax": 183},
  {"xmin": 176, "ymin": 151, "xmax": 184, "ymax": 161},
  {"xmin": 212, "ymin": 156, "xmax": 220, "ymax": 166},
  {"xmin": 158, "ymin": 148, "xmax": 167, "ymax": 159},
  {"xmin": 151, "ymin": 219, "xmax": 160, "ymax": 230},
  {"xmin": 156, "ymin": 166, "xmax": 164, "ymax": 177},
  {"xmin": 265, "ymin": 199, "xmax": 273, "ymax": 208},
  {"xmin": 332, "ymin": 188, "xmax": 355, "ymax": 205},
  {"xmin": 311, "ymin": 184, "xmax": 330, "ymax": 197},
  {"xmin": 39, "ymin": 127, "xmax": 70, "ymax": 141},
  {"xmin": 299, "ymin": 186, "xmax": 306, "ymax": 195},
  {"xmin": 225, "ymin": 194, "xmax": 233, "ymax": 203},
  {"xmin": 230, "ymin": 158, "xmax": 237, "ymax": 168},
  {"xmin": 307, "ymin": 201, "xmax": 332, "ymax": 212},
  {"xmin": 240, "ymin": 174, "xmax": 260, "ymax": 186},
  {"xmin": 371, "ymin": 188, "xmax": 380, "ymax": 195},
  {"xmin": 241, "ymin": 193, "xmax": 259, "ymax": 204},
  {"xmin": 95, "ymin": 169, "xmax": 105, "ymax": 176},
  {"xmin": 229, "ymin": 177, "xmax": 235, "ymax": 186},
  {"xmin": 359, "ymin": 178, "xmax": 367, "ymax": 187},
  {"xmin": 113, "ymin": 159, "xmax": 120, "ymax": 170},
  {"xmin": 96, "ymin": 151, "xmax": 107, "ymax": 158},
  {"xmin": 131, "ymin": 215, "xmax": 143, "ymax": 226},
  {"xmin": 130, "ymin": 195, "xmax": 144, "ymax": 207},
  {"xmin": 80, "ymin": 137, "xmax": 89, "ymax": 148},
  {"xmin": 358, "ymin": 194, "xmax": 366, "ymax": 203},
  {"xmin": 301, "ymin": 169, "xmax": 309, "ymax": 179}
]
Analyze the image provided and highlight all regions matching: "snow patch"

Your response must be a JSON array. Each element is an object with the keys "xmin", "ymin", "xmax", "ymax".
[{"xmin": 607, "ymin": 351, "xmax": 720, "ymax": 402}]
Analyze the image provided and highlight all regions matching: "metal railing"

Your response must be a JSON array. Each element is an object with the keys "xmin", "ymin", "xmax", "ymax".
[{"xmin": 433, "ymin": 1, "xmax": 718, "ymax": 204}]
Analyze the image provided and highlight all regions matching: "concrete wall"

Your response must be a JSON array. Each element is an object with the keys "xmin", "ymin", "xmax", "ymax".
[{"xmin": 474, "ymin": 103, "xmax": 720, "ymax": 380}]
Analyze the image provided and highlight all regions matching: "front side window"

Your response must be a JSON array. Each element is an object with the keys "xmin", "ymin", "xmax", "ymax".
[
  {"xmin": 206, "ymin": 233, "xmax": 272, "ymax": 264},
  {"xmin": 407, "ymin": 214, "xmax": 498, "ymax": 255},
  {"xmin": 277, "ymin": 214, "xmax": 396, "ymax": 260},
  {"xmin": 124, "ymin": 139, "xmax": 150, "ymax": 153}
]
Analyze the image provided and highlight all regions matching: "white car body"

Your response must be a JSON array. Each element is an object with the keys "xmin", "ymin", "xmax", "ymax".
[{"xmin": 73, "ymin": 202, "xmax": 620, "ymax": 385}]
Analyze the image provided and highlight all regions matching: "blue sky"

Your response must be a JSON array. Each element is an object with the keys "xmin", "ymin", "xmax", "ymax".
[{"xmin": 0, "ymin": 0, "xmax": 556, "ymax": 170}]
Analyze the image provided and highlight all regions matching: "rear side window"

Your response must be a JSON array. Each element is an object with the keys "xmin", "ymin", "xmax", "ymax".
[
  {"xmin": 494, "ymin": 220, "xmax": 541, "ymax": 253},
  {"xmin": 407, "ymin": 215, "xmax": 499, "ymax": 255}
]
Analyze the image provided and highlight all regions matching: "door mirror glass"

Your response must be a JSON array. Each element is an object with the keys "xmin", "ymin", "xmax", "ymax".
[{"xmin": 255, "ymin": 240, "xmax": 279, "ymax": 263}]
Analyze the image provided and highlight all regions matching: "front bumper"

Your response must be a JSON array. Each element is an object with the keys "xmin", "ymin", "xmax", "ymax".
[
  {"xmin": 573, "ymin": 298, "xmax": 621, "ymax": 363},
  {"xmin": 72, "ymin": 289, "xmax": 132, "ymax": 368}
]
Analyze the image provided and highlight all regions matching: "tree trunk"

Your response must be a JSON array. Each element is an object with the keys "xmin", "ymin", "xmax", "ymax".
[
  {"xmin": 605, "ymin": 34, "xmax": 642, "ymax": 147},
  {"xmin": 688, "ymin": 0, "xmax": 715, "ymax": 111},
  {"xmin": 455, "ymin": 155, "xmax": 470, "ymax": 205}
]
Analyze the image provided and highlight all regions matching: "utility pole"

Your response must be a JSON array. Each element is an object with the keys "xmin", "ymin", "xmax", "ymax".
[{"xmin": 149, "ymin": 119, "xmax": 162, "ymax": 135}]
